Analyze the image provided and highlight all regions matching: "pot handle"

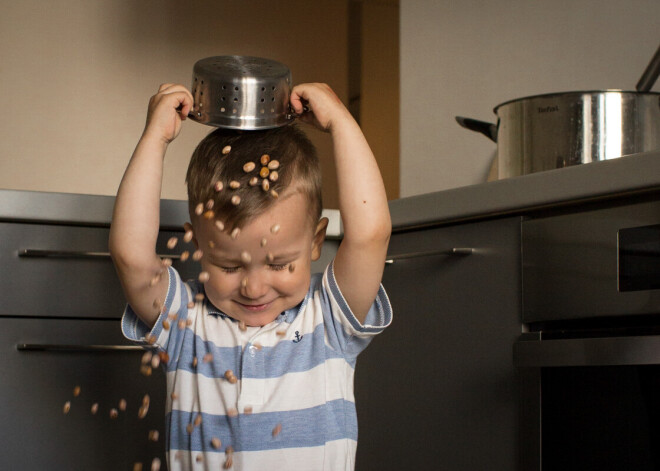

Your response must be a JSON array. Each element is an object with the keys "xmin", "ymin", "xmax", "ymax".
[{"xmin": 455, "ymin": 116, "xmax": 498, "ymax": 143}]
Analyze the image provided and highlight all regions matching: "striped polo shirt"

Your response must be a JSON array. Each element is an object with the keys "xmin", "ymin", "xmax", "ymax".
[{"xmin": 122, "ymin": 261, "xmax": 392, "ymax": 471}]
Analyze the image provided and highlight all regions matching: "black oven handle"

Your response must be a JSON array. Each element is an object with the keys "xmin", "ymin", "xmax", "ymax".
[{"xmin": 514, "ymin": 335, "xmax": 660, "ymax": 367}]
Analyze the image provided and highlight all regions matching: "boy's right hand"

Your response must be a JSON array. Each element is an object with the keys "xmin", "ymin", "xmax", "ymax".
[{"xmin": 142, "ymin": 83, "xmax": 194, "ymax": 145}]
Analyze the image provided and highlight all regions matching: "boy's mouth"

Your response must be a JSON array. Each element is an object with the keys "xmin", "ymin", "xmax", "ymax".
[{"xmin": 237, "ymin": 301, "xmax": 271, "ymax": 312}]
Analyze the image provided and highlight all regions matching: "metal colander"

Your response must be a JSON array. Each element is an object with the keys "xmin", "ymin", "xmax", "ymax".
[{"xmin": 188, "ymin": 55, "xmax": 294, "ymax": 130}]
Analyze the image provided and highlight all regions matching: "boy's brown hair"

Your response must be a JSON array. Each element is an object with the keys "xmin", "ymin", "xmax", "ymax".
[{"xmin": 186, "ymin": 124, "xmax": 322, "ymax": 231}]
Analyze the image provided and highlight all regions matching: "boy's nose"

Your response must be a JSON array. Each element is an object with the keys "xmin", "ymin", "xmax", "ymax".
[{"xmin": 240, "ymin": 271, "xmax": 269, "ymax": 299}]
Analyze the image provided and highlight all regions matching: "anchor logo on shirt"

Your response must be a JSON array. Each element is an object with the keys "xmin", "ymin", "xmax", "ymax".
[{"xmin": 292, "ymin": 331, "xmax": 303, "ymax": 343}]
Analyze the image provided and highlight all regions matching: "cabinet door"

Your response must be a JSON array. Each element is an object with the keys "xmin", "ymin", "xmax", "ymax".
[
  {"xmin": 0, "ymin": 222, "xmax": 200, "ymax": 319},
  {"xmin": 355, "ymin": 217, "xmax": 522, "ymax": 471},
  {"xmin": 0, "ymin": 318, "xmax": 167, "ymax": 470}
]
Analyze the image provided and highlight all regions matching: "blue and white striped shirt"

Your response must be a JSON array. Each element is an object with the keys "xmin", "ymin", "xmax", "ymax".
[{"xmin": 122, "ymin": 261, "xmax": 392, "ymax": 470}]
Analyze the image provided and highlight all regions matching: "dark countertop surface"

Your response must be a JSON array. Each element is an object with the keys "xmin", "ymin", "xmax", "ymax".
[{"xmin": 1, "ymin": 150, "xmax": 659, "ymax": 230}]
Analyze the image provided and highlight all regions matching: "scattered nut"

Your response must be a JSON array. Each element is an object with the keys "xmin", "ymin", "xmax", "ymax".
[
  {"xmin": 229, "ymin": 180, "xmax": 241, "ymax": 189},
  {"xmin": 205, "ymin": 199, "xmax": 214, "ymax": 210},
  {"xmin": 192, "ymin": 356, "xmax": 198, "ymax": 368},
  {"xmin": 194, "ymin": 413, "xmax": 203, "ymax": 427},
  {"xmin": 133, "ymin": 463, "xmax": 143, "ymax": 471},
  {"xmin": 231, "ymin": 195, "xmax": 241, "ymax": 206},
  {"xmin": 186, "ymin": 423, "xmax": 194, "ymax": 434},
  {"xmin": 211, "ymin": 437, "xmax": 222, "ymax": 449},
  {"xmin": 239, "ymin": 321, "xmax": 247, "ymax": 331},
  {"xmin": 266, "ymin": 253, "xmax": 274, "ymax": 263},
  {"xmin": 276, "ymin": 330, "xmax": 287, "ymax": 337},
  {"xmin": 272, "ymin": 423, "xmax": 282, "ymax": 437},
  {"xmin": 224, "ymin": 370, "xmax": 234, "ymax": 380},
  {"xmin": 260, "ymin": 238, "xmax": 267, "ymax": 247},
  {"xmin": 270, "ymin": 190, "xmax": 279, "ymax": 198},
  {"xmin": 203, "ymin": 352, "xmax": 213, "ymax": 363},
  {"xmin": 171, "ymin": 392, "xmax": 178, "ymax": 400},
  {"xmin": 223, "ymin": 456, "xmax": 233, "ymax": 469},
  {"xmin": 149, "ymin": 273, "xmax": 161, "ymax": 287},
  {"xmin": 158, "ymin": 351, "xmax": 169, "ymax": 363},
  {"xmin": 140, "ymin": 365, "xmax": 152, "ymax": 376},
  {"xmin": 227, "ymin": 408, "xmax": 238, "ymax": 417},
  {"xmin": 151, "ymin": 355, "xmax": 160, "ymax": 368},
  {"xmin": 73, "ymin": 386, "xmax": 81, "ymax": 397},
  {"xmin": 151, "ymin": 457, "xmax": 161, "ymax": 471},
  {"xmin": 260, "ymin": 154, "xmax": 270, "ymax": 165},
  {"xmin": 198, "ymin": 271, "xmax": 210, "ymax": 283},
  {"xmin": 243, "ymin": 162, "xmax": 256, "ymax": 172},
  {"xmin": 241, "ymin": 277, "xmax": 248, "ymax": 289},
  {"xmin": 268, "ymin": 160, "xmax": 280, "ymax": 170},
  {"xmin": 192, "ymin": 249, "xmax": 203, "ymax": 261},
  {"xmin": 180, "ymin": 250, "xmax": 190, "ymax": 262},
  {"xmin": 241, "ymin": 251, "xmax": 252, "ymax": 264},
  {"xmin": 244, "ymin": 406, "xmax": 253, "ymax": 415},
  {"xmin": 228, "ymin": 375, "xmax": 237, "ymax": 384},
  {"xmin": 226, "ymin": 446, "xmax": 234, "ymax": 455},
  {"xmin": 161, "ymin": 258, "xmax": 173, "ymax": 268},
  {"xmin": 231, "ymin": 227, "xmax": 240, "ymax": 239},
  {"xmin": 167, "ymin": 237, "xmax": 178, "ymax": 249},
  {"xmin": 109, "ymin": 408, "xmax": 119, "ymax": 419},
  {"xmin": 261, "ymin": 179, "xmax": 270, "ymax": 191},
  {"xmin": 270, "ymin": 224, "xmax": 280, "ymax": 234},
  {"xmin": 119, "ymin": 399, "xmax": 127, "ymax": 411},
  {"xmin": 148, "ymin": 430, "xmax": 159, "ymax": 442},
  {"xmin": 194, "ymin": 294, "xmax": 204, "ymax": 302},
  {"xmin": 63, "ymin": 401, "xmax": 71, "ymax": 414},
  {"xmin": 91, "ymin": 403, "xmax": 99, "ymax": 414},
  {"xmin": 187, "ymin": 301, "xmax": 195, "ymax": 309},
  {"xmin": 163, "ymin": 319, "xmax": 170, "ymax": 330},
  {"xmin": 249, "ymin": 176, "xmax": 259, "ymax": 186},
  {"xmin": 195, "ymin": 203, "xmax": 204, "ymax": 216},
  {"xmin": 259, "ymin": 167, "xmax": 270, "ymax": 178},
  {"xmin": 215, "ymin": 220, "xmax": 225, "ymax": 231},
  {"xmin": 269, "ymin": 171, "xmax": 279, "ymax": 182},
  {"xmin": 214, "ymin": 181, "xmax": 224, "ymax": 192},
  {"xmin": 203, "ymin": 210, "xmax": 215, "ymax": 220},
  {"xmin": 183, "ymin": 229, "xmax": 194, "ymax": 243},
  {"xmin": 178, "ymin": 320, "xmax": 186, "ymax": 330},
  {"xmin": 222, "ymin": 145, "xmax": 231, "ymax": 155},
  {"xmin": 196, "ymin": 455, "xmax": 204, "ymax": 463}
]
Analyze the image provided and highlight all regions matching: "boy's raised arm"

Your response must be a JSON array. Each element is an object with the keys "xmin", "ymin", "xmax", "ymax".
[
  {"xmin": 109, "ymin": 84, "xmax": 194, "ymax": 327},
  {"xmin": 290, "ymin": 83, "xmax": 391, "ymax": 324}
]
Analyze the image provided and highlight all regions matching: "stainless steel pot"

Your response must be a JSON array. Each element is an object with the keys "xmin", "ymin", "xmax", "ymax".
[
  {"xmin": 457, "ymin": 43, "xmax": 660, "ymax": 179},
  {"xmin": 457, "ymin": 90, "xmax": 660, "ymax": 178},
  {"xmin": 188, "ymin": 55, "xmax": 295, "ymax": 130}
]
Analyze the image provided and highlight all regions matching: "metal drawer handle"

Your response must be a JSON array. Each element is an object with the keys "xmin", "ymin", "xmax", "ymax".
[
  {"xmin": 17, "ymin": 343, "xmax": 150, "ymax": 353},
  {"xmin": 19, "ymin": 249, "xmax": 181, "ymax": 260},
  {"xmin": 385, "ymin": 247, "xmax": 474, "ymax": 264}
]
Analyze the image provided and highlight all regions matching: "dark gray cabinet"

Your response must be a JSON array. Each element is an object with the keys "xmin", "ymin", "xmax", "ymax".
[{"xmin": 355, "ymin": 216, "xmax": 522, "ymax": 470}]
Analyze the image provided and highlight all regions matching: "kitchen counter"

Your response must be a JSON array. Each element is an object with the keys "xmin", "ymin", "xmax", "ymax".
[
  {"xmin": 389, "ymin": 150, "xmax": 660, "ymax": 230},
  {"xmin": 1, "ymin": 150, "xmax": 659, "ymax": 231}
]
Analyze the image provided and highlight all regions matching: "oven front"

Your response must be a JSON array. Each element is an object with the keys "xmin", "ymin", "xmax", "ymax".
[{"xmin": 518, "ymin": 198, "xmax": 660, "ymax": 470}]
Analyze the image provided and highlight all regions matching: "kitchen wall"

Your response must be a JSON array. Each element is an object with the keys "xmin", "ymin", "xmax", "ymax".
[
  {"xmin": 0, "ymin": 0, "xmax": 349, "ymax": 207},
  {"xmin": 400, "ymin": 0, "xmax": 660, "ymax": 197}
]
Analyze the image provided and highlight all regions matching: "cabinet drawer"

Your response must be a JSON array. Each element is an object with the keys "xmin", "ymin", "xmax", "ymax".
[
  {"xmin": 0, "ymin": 318, "xmax": 166, "ymax": 470},
  {"xmin": 0, "ymin": 222, "xmax": 200, "ymax": 319}
]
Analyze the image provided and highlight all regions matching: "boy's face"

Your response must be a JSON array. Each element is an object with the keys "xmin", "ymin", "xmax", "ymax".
[{"xmin": 189, "ymin": 192, "xmax": 327, "ymax": 327}]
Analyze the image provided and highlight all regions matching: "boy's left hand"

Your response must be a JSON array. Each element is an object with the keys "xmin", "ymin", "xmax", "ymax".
[{"xmin": 290, "ymin": 83, "xmax": 354, "ymax": 133}]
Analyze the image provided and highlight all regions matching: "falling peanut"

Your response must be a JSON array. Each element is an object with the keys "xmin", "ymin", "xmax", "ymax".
[
  {"xmin": 266, "ymin": 253, "xmax": 274, "ymax": 263},
  {"xmin": 167, "ymin": 237, "xmax": 178, "ymax": 249},
  {"xmin": 187, "ymin": 301, "xmax": 195, "ymax": 309},
  {"xmin": 223, "ymin": 456, "xmax": 233, "ymax": 469},
  {"xmin": 180, "ymin": 250, "xmax": 190, "ymax": 262},
  {"xmin": 192, "ymin": 356, "xmax": 198, "ymax": 368},
  {"xmin": 151, "ymin": 457, "xmax": 161, "ymax": 471},
  {"xmin": 222, "ymin": 145, "xmax": 231, "ymax": 155},
  {"xmin": 119, "ymin": 399, "xmax": 127, "ymax": 411},
  {"xmin": 161, "ymin": 258, "xmax": 173, "ymax": 268},
  {"xmin": 63, "ymin": 401, "xmax": 71, "ymax": 414},
  {"xmin": 270, "ymin": 224, "xmax": 280, "ymax": 234},
  {"xmin": 151, "ymin": 355, "xmax": 160, "ymax": 368},
  {"xmin": 214, "ymin": 181, "xmax": 224, "ymax": 192},
  {"xmin": 270, "ymin": 189, "xmax": 279, "ymax": 198},
  {"xmin": 229, "ymin": 180, "xmax": 240, "ymax": 189},
  {"xmin": 261, "ymin": 179, "xmax": 270, "ymax": 191},
  {"xmin": 272, "ymin": 423, "xmax": 282, "ymax": 437},
  {"xmin": 195, "ymin": 203, "xmax": 204, "ymax": 216},
  {"xmin": 239, "ymin": 321, "xmax": 247, "ymax": 332},
  {"xmin": 109, "ymin": 408, "xmax": 119, "ymax": 419},
  {"xmin": 276, "ymin": 329, "xmax": 286, "ymax": 337},
  {"xmin": 268, "ymin": 160, "xmax": 280, "ymax": 170},
  {"xmin": 178, "ymin": 319, "xmax": 186, "ymax": 330},
  {"xmin": 215, "ymin": 220, "xmax": 225, "ymax": 231},
  {"xmin": 244, "ymin": 406, "xmax": 253, "ymax": 414},
  {"xmin": 163, "ymin": 319, "xmax": 170, "ymax": 330},
  {"xmin": 91, "ymin": 403, "xmax": 99, "ymax": 414},
  {"xmin": 231, "ymin": 195, "xmax": 241, "ymax": 205},
  {"xmin": 224, "ymin": 370, "xmax": 234, "ymax": 381},
  {"xmin": 211, "ymin": 437, "xmax": 222, "ymax": 449},
  {"xmin": 231, "ymin": 227, "xmax": 241, "ymax": 239},
  {"xmin": 205, "ymin": 199, "xmax": 214, "ymax": 210},
  {"xmin": 260, "ymin": 154, "xmax": 270, "ymax": 165},
  {"xmin": 249, "ymin": 176, "xmax": 259, "ymax": 186},
  {"xmin": 192, "ymin": 249, "xmax": 203, "ymax": 261},
  {"xmin": 203, "ymin": 352, "xmax": 213, "ymax": 363},
  {"xmin": 198, "ymin": 271, "xmax": 210, "ymax": 283},
  {"xmin": 194, "ymin": 414, "xmax": 203, "ymax": 427},
  {"xmin": 133, "ymin": 463, "xmax": 143, "ymax": 471},
  {"xmin": 203, "ymin": 210, "xmax": 215, "ymax": 219},
  {"xmin": 148, "ymin": 430, "xmax": 159, "ymax": 442},
  {"xmin": 184, "ymin": 229, "xmax": 194, "ymax": 243},
  {"xmin": 241, "ymin": 251, "xmax": 252, "ymax": 264},
  {"xmin": 260, "ymin": 238, "xmax": 267, "ymax": 247},
  {"xmin": 269, "ymin": 171, "xmax": 279, "ymax": 182},
  {"xmin": 194, "ymin": 294, "xmax": 204, "ymax": 302},
  {"xmin": 73, "ymin": 386, "xmax": 81, "ymax": 397},
  {"xmin": 227, "ymin": 408, "xmax": 238, "ymax": 417},
  {"xmin": 260, "ymin": 167, "xmax": 270, "ymax": 178},
  {"xmin": 243, "ymin": 162, "xmax": 256, "ymax": 172}
]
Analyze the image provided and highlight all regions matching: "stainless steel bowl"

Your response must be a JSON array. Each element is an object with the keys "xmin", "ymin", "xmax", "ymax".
[{"xmin": 188, "ymin": 56, "xmax": 294, "ymax": 130}]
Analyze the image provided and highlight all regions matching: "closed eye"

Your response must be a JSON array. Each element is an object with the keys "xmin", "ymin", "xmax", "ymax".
[
  {"xmin": 220, "ymin": 266, "xmax": 241, "ymax": 273},
  {"xmin": 268, "ymin": 264, "xmax": 288, "ymax": 271}
]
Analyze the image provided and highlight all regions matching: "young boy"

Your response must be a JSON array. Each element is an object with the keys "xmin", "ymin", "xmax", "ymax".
[{"xmin": 109, "ymin": 82, "xmax": 392, "ymax": 470}]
